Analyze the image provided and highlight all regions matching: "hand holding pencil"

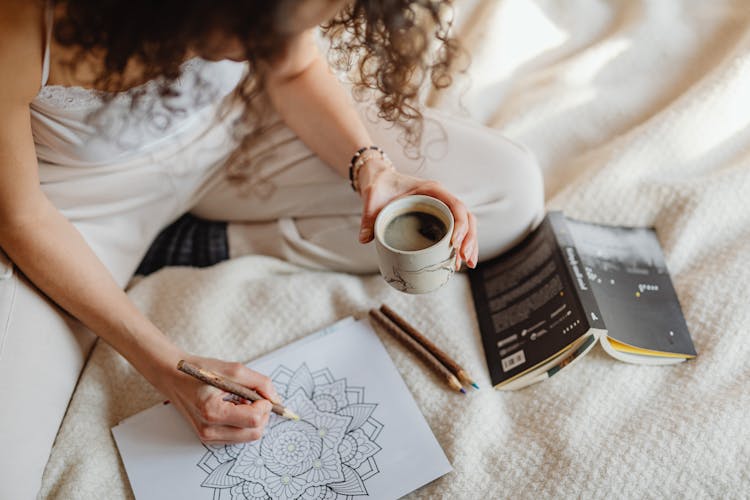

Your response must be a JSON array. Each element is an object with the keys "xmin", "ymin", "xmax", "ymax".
[
  {"xmin": 369, "ymin": 304, "xmax": 479, "ymax": 393},
  {"xmin": 177, "ymin": 360, "xmax": 299, "ymax": 420},
  {"xmin": 160, "ymin": 355, "xmax": 289, "ymax": 444}
]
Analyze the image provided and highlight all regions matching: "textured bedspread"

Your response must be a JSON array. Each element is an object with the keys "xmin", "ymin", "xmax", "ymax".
[{"xmin": 42, "ymin": 1, "xmax": 750, "ymax": 498}]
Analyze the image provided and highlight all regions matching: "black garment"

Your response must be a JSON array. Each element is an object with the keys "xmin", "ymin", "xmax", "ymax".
[{"xmin": 135, "ymin": 214, "xmax": 228, "ymax": 276}]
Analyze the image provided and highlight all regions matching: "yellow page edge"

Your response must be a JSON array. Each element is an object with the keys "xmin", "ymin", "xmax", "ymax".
[{"xmin": 607, "ymin": 337, "xmax": 695, "ymax": 359}]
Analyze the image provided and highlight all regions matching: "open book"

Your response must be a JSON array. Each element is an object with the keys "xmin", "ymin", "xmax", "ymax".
[{"xmin": 469, "ymin": 212, "xmax": 696, "ymax": 390}]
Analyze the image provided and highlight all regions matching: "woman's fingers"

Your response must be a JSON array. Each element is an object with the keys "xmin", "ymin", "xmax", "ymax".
[
  {"xmin": 464, "ymin": 212, "xmax": 478, "ymax": 268},
  {"xmin": 188, "ymin": 386, "xmax": 274, "ymax": 444},
  {"xmin": 220, "ymin": 362, "xmax": 280, "ymax": 403},
  {"xmin": 423, "ymin": 190, "xmax": 465, "ymax": 248},
  {"xmin": 359, "ymin": 192, "xmax": 381, "ymax": 243},
  {"xmin": 197, "ymin": 395, "xmax": 273, "ymax": 430},
  {"xmin": 472, "ymin": 227, "xmax": 479, "ymax": 267},
  {"xmin": 417, "ymin": 183, "xmax": 473, "ymax": 261},
  {"xmin": 196, "ymin": 423, "xmax": 265, "ymax": 444}
]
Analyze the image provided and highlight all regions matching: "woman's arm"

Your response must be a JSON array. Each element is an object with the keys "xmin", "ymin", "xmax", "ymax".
[
  {"xmin": 0, "ymin": 4, "xmax": 276, "ymax": 444},
  {"xmin": 265, "ymin": 30, "xmax": 478, "ymax": 268}
]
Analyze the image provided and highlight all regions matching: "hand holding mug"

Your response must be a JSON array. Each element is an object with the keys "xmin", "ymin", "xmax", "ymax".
[
  {"xmin": 356, "ymin": 159, "xmax": 478, "ymax": 270},
  {"xmin": 374, "ymin": 194, "xmax": 455, "ymax": 294}
]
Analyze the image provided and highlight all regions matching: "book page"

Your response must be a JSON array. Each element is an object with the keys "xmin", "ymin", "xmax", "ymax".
[
  {"xmin": 112, "ymin": 319, "xmax": 452, "ymax": 499},
  {"xmin": 564, "ymin": 217, "xmax": 696, "ymax": 358}
]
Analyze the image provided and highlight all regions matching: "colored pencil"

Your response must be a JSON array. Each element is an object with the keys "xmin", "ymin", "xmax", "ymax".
[
  {"xmin": 368, "ymin": 308, "xmax": 466, "ymax": 394},
  {"xmin": 177, "ymin": 360, "xmax": 300, "ymax": 420},
  {"xmin": 380, "ymin": 304, "xmax": 479, "ymax": 390}
]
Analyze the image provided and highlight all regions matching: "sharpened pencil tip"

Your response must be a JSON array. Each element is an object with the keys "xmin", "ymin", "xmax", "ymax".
[
  {"xmin": 460, "ymin": 387, "xmax": 467, "ymax": 394},
  {"xmin": 471, "ymin": 382, "xmax": 480, "ymax": 390},
  {"xmin": 282, "ymin": 409, "xmax": 300, "ymax": 421}
]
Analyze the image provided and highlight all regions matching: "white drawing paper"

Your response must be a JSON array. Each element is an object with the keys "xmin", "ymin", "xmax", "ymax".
[{"xmin": 112, "ymin": 318, "xmax": 452, "ymax": 499}]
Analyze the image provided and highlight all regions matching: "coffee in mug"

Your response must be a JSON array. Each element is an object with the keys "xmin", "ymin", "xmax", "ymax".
[
  {"xmin": 374, "ymin": 195, "xmax": 455, "ymax": 294},
  {"xmin": 382, "ymin": 211, "xmax": 448, "ymax": 251}
]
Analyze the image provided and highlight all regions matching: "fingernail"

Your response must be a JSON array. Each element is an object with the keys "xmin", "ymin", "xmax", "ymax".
[{"xmin": 359, "ymin": 228, "xmax": 370, "ymax": 241}]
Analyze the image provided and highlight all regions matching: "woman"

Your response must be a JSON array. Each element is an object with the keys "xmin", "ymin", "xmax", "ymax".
[{"xmin": 0, "ymin": 0, "xmax": 543, "ymax": 496}]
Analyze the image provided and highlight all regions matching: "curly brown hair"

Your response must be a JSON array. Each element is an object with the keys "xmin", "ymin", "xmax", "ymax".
[{"xmin": 52, "ymin": 0, "xmax": 464, "ymax": 186}]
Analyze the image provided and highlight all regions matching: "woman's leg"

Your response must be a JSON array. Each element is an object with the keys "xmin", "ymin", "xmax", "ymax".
[
  {"xmin": 190, "ymin": 105, "xmax": 544, "ymax": 273},
  {"xmin": 2, "ymin": 111, "xmax": 237, "ymax": 497},
  {"xmin": 0, "ymin": 202, "xmax": 181, "ymax": 498},
  {"xmin": 0, "ymin": 253, "xmax": 96, "ymax": 499}
]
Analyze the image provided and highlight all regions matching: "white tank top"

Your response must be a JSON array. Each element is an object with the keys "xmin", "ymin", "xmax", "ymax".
[{"xmin": 29, "ymin": 2, "xmax": 246, "ymax": 168}]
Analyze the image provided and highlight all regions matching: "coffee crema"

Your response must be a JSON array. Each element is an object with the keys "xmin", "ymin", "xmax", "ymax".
[{"xmin": 383, "ymin": 211, "xmax": 448, "ymax": 251}]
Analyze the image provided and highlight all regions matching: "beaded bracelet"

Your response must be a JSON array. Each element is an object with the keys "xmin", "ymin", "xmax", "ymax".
[{"xmin": 348, "ymin": 145, "xmax": 391, "ymax": 193}]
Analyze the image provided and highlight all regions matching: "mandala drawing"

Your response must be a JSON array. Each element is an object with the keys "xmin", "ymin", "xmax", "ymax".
[{"xmin": 197, "ymin": 364, "xmax": 383, "ymax": 500}]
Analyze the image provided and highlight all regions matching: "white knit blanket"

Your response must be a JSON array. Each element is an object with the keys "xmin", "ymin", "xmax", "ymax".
[{"xmin": 42, "ymin": 1, "xmax": 750, "ymax": 498}]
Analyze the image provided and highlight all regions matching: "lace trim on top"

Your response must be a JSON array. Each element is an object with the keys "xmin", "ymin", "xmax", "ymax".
[
  {"xmin": 35, "ymin": 85, "xmax": 105, "ymax": 110},
  {"xmin": 34, "ymin": 59, "xmax": 202, "ymax": 111}
]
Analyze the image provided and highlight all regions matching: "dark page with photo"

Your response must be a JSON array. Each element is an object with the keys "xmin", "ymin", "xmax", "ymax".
[
  {"xmin": 469, "ymin": 216, "xmax": 591, "ymax": 387},
  {"xmin": 564, "ymin": 217, "xmax": 696, "ymax": 357}
]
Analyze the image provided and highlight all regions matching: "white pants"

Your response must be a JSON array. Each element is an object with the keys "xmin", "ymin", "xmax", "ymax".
[{"xmin": 0, "ymin": 102, "xmax": 543, "ymax": 498}]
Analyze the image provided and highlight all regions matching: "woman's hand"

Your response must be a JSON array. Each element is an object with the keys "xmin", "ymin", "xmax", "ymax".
[
  {"xmin": 357, "ymin": 159, "xmax": 479, "ymax": 269},
  {"xmin": 153, "ymin": 355, "xmax": 280, "ymax": 444}
]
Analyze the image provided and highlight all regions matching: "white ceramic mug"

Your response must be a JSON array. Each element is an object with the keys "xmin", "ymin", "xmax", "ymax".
[{"xmin": 374, "ymin": 195, "xmax": 455, "ymax": 294}]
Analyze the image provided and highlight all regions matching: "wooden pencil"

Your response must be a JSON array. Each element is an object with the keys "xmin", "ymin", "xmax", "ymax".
[
  {"xmin": 177, "ymin": 360, "xmax": 300, "ymax": 420},
  {"xmin": 380, "ymin": 304, "xmax": 479, "ymax": 390},
  {"xmin": 368, "ymin": 309, "xmax": 465, "ymax": 394}
]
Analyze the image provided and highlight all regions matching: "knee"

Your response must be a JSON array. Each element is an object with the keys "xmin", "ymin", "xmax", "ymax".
[
  {"xmin": 505, "ymin": 141, "xmax": 545, "ymax": 225},
  {"xmin": 474, "ymin": 139, "xmax": 545, "ymax": 261}
]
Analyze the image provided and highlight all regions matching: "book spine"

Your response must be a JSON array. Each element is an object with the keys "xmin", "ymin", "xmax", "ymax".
[{"xmin": 547, "ymin": 212, "xmax": 606, "ymax": 331}]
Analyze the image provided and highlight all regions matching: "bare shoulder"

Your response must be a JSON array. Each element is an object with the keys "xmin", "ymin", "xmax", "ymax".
[
  {"xmin": 266, "ymin": 29, "xmax": 319, "ymax": 82},
  {"xmin": 0, "ymin": 0, "xmax": 45, "ymax": 104}
]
